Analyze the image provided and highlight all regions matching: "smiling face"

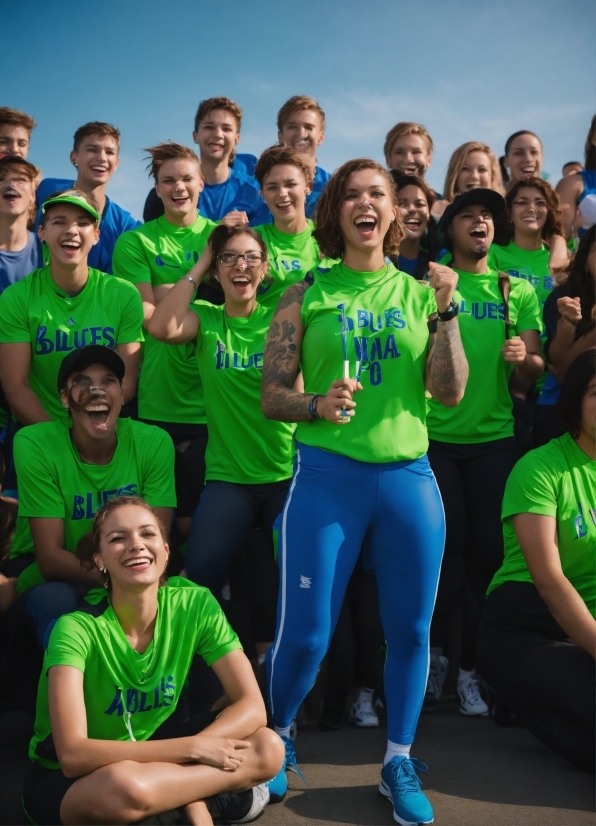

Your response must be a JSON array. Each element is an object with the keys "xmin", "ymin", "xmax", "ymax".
[
  {"xmin": 215, "ymin": 232, "xmax": 268, "ymax": 305},
  {"xmin": 456, "ymin": 151, "xmax": 492, "ymax": 194},
  {"xmin": 60, "ymin": 362, "xmax": 122, "ymax": 439},
  {"xmin": 0, "ymin": 168, "xmax": 35, "ymax": 219},
  {"xmin": 450, "ymin": 203, "xmax": 494, "ymax": 260},
  {"xmin": 506, "ymin": 134, "xmax": 542, "ymax": 182},
  {"xmin": 155, "ymin": 158, "xmax": 203, "ymax": 220},
  {"xmin": 95, "ymin": 504, "xmax": 169, "ymax": 592},
  {"xmin": 0, "ymin": 125, "xmax": 30, "ymax": 160},
  {"xmin": 261, "ymin": 163, "xmax": 310, "ymax": 223},
  {"xmin": 387, "ymin": 134, "xmax": 431, "ymax": 177},
  {"xmin": 193, "ymin": 108, "xmax": 240, "ymax": 164},
  {"xmin": 397, "ymin": 184, "xmax": 430, "ymax": 242},
  {"xmin": 278, "ymin": 109, "xmax": 324, "ymax": 160},
  {"xmin": 339, "ymin": 169, "xmax": 397, "ymax": 255},
  {"xmin": 38, "ymin": 203, "xmax": 99, "ymax": 266},
  {"xmin": 70, "ymin": 134, "xmax": 119, "ymax": 187},
  {"xmin": 510, "ymin": 186, "xmax": 548, "ymax": 235}
]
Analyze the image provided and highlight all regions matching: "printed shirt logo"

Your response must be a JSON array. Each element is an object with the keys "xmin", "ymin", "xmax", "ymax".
[
  {"xmin": 35, "ymin": 325, "xmax": 116, "ymax": 355},
  {"xmin": 104, "ymin": 676, "xmax": 176, "ymax": 717},
  {"xmin": 155, "ymin": 251, "xmax": 199, "ymax": 269},
  {"xmin": 336, "ymin": 305, "xmax": 405, "ymax": 387},
  {"xmin": 215, "ymin": 338, "xmax": 264, "ymax": 371},
  {"xmin": 574, "ymin": 502, "xmax": 589, "ymax": 539},
  {"xmin": 300, "ymin": 575, "xmax": 312, "ymax": 589},
  {"xmin": 67, "ymin": 317, "xmax": 76, "ymax": 325},
  {"xmin": 72, "ymin": 484, "xmax": 138, "ymax": 520}
]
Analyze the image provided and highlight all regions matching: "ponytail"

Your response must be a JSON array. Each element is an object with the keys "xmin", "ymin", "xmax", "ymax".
[{"xmin": 499, "ymin": 156, "xmax": 510, "ymax": 188}]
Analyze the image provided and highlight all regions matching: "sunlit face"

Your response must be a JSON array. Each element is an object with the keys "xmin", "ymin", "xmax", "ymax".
[
  {"xmin": 449, "ymin": 203, "xmax": 494, "ymax": 260},
  {"xmin": 38, "ymin": 203, "xmax": 99, "ymax": 266},
  {"xmin": 70, "ymin": 134, "xmax": 119, "ymax": 187},
  {"xmin": 505, "ymin": 134, "xmax": 542, "ymax": 182},
  {"xmin": 0, "ymin": 170, "xmax": 35, "ymax": 218},
  {"xmin": 0, "ymin": 125, "xmax": 30, "ymax": 159},
  {"xmin": 339, "ymin": 169, "xmax": 397, "ymax": 254},
  {"xmin": 387, "ymin": 134, "xmax": 432, "ymax": 177},
  {"xmin": 510, "ymin": 186, "xmax": 548, "ymax": 235},
  {"xmin": 155, "ymin": 158, "xmax": 203, "ymax": 219},
  {"xmin": 215, "ymin": 233, "xmax": 268, "ymax": 304},
  {"xmin": 580, "ymin": 378, "xmax": 596, "ymax": 444},
  {"xmin": 278, "ymin": 109, "xmax": 324, "ymax": 160},
  {"xmin": 60, "ymin": 362, "xmax": 122, "ymax": 440},
  {"xmin": 397, "ymin": 184, "xmax": 430, "ymax": 242},
  {"xmin": 456, "ymin": 151, "xmax": 492, "ymax": 194},
  {"xmin": 261, "ymin": 164, "xmax": 310, "ymax": 223},
  {"xmin": 95, "ymin": 504, "xmax": 169, "ymax": 591},
  {"xmin": 193, "ymin": 109, "xmax": 240, "ymax": 163}
]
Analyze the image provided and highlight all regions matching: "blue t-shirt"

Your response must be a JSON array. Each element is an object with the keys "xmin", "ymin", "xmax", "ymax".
[
  {"xmin": 0, "ymin": 232, "xmax": 42, "ymax": 294},
  {"xmin": 251, "ymin": 165, "xmax": 331, "ymax": 225},
  {"xmin": 578, "ymin": 169, "xmax": 596, "ymax": 204},
  {"xmin": 35, "ymin": 178, "xmax": 141, "ymax": 274},
  {"xmin": 200, "ymin": 167, "xmax": 262, "ymax": 222},
  {"xmin": 233, "ymin": 153, "xmax": 257, "ymax": 177}
]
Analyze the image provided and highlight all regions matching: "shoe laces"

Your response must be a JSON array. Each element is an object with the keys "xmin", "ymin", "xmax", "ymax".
[
  {"xmin": 356, "ymin": 694, "xmax": 375, "ymax": 715},
  {"xmin": 387, "ymin": 757, "xmax": 428, "ymax": 796},
  {"xmin": 460, "ymin": 675, "xmax": 484, "ymax": 705},
  {"xmin": 282, "ymin": 735, "xmax": 307, "ymax": 786}
]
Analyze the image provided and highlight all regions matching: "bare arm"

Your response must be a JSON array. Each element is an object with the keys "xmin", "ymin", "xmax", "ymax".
[
  {"xmin": 425, "ymin": 317, "xmax": 468, "ymax": 407},
  {"xmin": 513, "ymin": 512, "xmax": 596, "ymax": 658},
  {"xmin": 555, "ymin": 174, "xmax": 584, "ymax": 241},
  {"xmin": 0, "ymin": 343, "xmax": 51, "ymax": 425},
  {"xmin": 134, "ymin": 282, "xmax": 157, "ymax": 330},
  {"xmin": 30, "ymin": 518, "xmax": 103, "ymax": 586},
  {"xmin": 115, "ymin": 342, "xmax": 141, "ymax": 404},
  {"xmin": 547, "ymin": 233, "xmax": 571, "ymax": 278},
  {"xmin": 148, "ymin": 248, "xmax": 213, "ymax": 344}
]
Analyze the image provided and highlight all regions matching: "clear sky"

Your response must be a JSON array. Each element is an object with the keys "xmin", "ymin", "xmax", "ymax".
[{"xmin": 3, "ymin": 0, "xmax": 595, "ymax": 218}]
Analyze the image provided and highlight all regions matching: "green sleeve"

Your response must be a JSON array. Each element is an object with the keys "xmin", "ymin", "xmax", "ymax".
[
  {"xmin": 14, "ymin": 431, "xmax": 66, "ymax": 518},
  {"xmin": 112, "ymin": 278, "xmax": 145, "ymax": 344},
  {"xmin": 112, "ymin": 231, "xmax": 152, "ymax": 285},
  {"xmin": 194, "ymin": 588, "xmax": 243, "ymax": 667},
  {"xmin": 502, "ymin": 452, "xmax": 557, "ymax": 522},
  {"xmin": 0, "ymin": 283, "xmax": 31, "ymax": 344},
  {"xmin": 140, "ymin": 426, "xmax": 177, "ymax": 507},
  {"xmin": 515, "ymin": 280, "xmax": 543, "ymax": 335},
  {"xmin": 44, "ymin": 613, "xmax": 91, "ymax": 674}
]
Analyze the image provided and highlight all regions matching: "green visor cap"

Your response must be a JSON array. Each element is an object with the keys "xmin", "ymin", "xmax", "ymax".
[{"xmin": 42, "ymin": 193, "xmax": 100, "ymax": 222}]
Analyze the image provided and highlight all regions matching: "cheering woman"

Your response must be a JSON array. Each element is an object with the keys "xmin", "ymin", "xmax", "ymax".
[{"xmin": 261, "ymin": 158, "xmax": 468, "ymax": 826}]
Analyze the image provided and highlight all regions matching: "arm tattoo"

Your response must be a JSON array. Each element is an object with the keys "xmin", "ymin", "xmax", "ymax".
[
  {"xmin": 262, "ymin": 282, "xmax": 314, "ymax": 422},
  {"xmin": 426, "ymin": 317, "xmax": 469, "ymax": 405}
]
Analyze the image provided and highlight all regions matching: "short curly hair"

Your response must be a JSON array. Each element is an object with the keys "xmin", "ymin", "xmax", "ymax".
[
  {"xmin": 254, "ymin": 145, "xmax": 314, "ymax": 189},
  {"xmin": 313, "ymin": 158, "xmax": 405, "ymax": 260}
]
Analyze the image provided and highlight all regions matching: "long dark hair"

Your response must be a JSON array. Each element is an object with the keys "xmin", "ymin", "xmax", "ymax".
[
  {"xmin": 563, "ymin": 225, "xmax": 596, "ymax": 340},
  {"xmin": 389, "ymin": 172, "xmax": 440, "ymax": 267},
  {"xmin": 585, "ymin": 115, "xmax": 596, "ymax": 172},
  {"xmin": 557, "ymin": 349, "xmax": 596, "ymax": 439},
  {"xmin": 495, "ymin": 177, "xmax": 563, "ymax": 246}
]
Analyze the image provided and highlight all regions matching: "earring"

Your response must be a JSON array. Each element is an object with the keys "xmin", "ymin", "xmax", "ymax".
[
  {"xmin": 63, "ymin": 404, "xmax": 69, "ymax": 411},
  {"xmin": 100, "ymin": 566, "xmax": 109, "ymax": 589}
]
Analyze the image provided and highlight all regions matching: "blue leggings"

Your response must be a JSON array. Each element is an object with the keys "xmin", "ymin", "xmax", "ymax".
[{"xmin": 266, "ymin": 443, "xmax": 445, "ymax": 744}]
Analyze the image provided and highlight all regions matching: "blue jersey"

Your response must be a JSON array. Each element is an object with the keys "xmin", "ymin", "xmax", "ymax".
[
  {"xmin": 199, "ymin": 167, "xmax": 263, "ymax": 222},
  {"xmin": 0, "ymin": 232, "xmax": 42, "ymax": 294},
  {"xmin": 250, "ymin": 165, "xmax": 331, "ymax": 225},
  {"xmin": 578, "ymin": 169, "xmax": 596, "ymax": 204},
  {"xmin": 35, "ymin": 178, "xmax": 141, "ymax": 274},
  {"xmin": 233, "ymin": 153, "xmax": 257, "ymax": 177}
]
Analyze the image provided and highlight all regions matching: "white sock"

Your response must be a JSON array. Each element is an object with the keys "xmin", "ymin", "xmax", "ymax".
[
  {"xmin": 459, "ymin": 668, "xmax": 474, "ymax": 683},
  {"xmin": 384, "ymin": 740, "xmax": 411, "ymax": 765},
  {"xmin": 274, "ymin": 724, "xmax": 292, "ymax": 739}
]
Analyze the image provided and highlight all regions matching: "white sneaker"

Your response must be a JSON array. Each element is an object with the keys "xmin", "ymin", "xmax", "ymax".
[
  {"xmin": 457, "ymin": 671, "xmax": 489, "ymax": 717},
  {"xmin": 349, "ymin": 688, "xmax": 379, "ymax": 727},
  {"xmin": 213, "ymin": 783, "xmax": 270, "ymax": 823},
  {"xmin": 423, "ymin": 653, "xmax": 449, "ymax": 711}
]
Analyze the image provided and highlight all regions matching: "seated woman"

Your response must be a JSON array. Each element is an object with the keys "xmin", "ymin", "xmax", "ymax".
[
  {"xmin": 389, "ymin": 173, "xmax": 440, "ymax": 278},
  {"xmin": 477, "ymin": 349, "xmax": 596, "ymax": 771},
  {"xmin": 22, "ymin": 496, "xmax": 284, "ymax": 825},
  {"xmin": 0, "ymin": 190, "xmax": 143, "ymax": 425}
]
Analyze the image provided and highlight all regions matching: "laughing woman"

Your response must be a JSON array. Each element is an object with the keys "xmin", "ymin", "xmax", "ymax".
[
  {"xmin": 389, "ymin": 173, "xmax": 440, "ymax": 279},
  {"xmin": 260, "ymin": 158, "xmax": 468, "ymax": 826}
]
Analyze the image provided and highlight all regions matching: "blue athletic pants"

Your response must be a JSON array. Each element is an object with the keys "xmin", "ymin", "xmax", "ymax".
[{"xmin": 266, "ymin": 443, "xmax": 445, "ymax": 744}]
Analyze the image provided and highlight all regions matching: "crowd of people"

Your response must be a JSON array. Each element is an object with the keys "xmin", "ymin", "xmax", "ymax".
[{"xmin": 0, "ymin": 96, "xmax": 593, "ymax": 826}]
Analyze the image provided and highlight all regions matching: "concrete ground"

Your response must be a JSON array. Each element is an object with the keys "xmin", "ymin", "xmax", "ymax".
[{"xmin": 1, "ymin": 699, "xmax": 593, "ymax": 826}]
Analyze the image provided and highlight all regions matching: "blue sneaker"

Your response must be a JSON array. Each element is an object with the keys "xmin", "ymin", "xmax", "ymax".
[
  {"xmin": 379, "ymin": 756, "xmax": 434, "ymax": 825},
  {"xmin": 266, "ymin": 735, "xmax": 306, "ymax": 804}
]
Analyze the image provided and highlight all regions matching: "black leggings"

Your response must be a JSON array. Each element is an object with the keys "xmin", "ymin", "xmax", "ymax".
[
  {"xmin": 428, "ymin": 437, "xmax": 519, "ymax": 669},
  {"xmin": 477, "ymin": 582, "xmax": 595, "ymax": 771}
]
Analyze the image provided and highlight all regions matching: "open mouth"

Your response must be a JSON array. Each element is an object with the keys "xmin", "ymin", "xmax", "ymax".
[
  {"xmin": 354, "ymin": 215, "xmax": 377, "ymax": 238},
  {"xmin": 122, "ymin": 556, "xmax": 152, "ymax": 571},
  {"xmin": 90, "ymin": 166, "xmax": 108, "ymax": 174},
  {"xmin": 521, "ymin": 166, "xmax": 536, "ymax": 174},
  {"xmin": 470, "ymin": 228, "xmax": 487, "ymax": 240},
  {"xmin": 1, "ymin": 191, "xmax": 20, "ymax": 203},
  {"xmin": 85, "ymin": 403, "xmax": 110, "ymax": 428},
  {"xmin": 171, "ymin": 196, "xmax": 189, "ymax": 207},
  {"xmin": 60, "ymin": 240, "xmax": 81, "ymax": 253},
  {"xmin": 404, "ymin": 218, "xmax": 421, "ymax": 230},
  {"xmin": 231, "ymin": 276, "xmax": 251, "ymax": 288},
  {"xmin": 276, "ymin": 201, "xmax": 292, "ymax": 210}
]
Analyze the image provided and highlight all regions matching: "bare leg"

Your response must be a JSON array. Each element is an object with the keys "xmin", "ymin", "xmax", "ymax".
[{"xmin": 60, "ymin": 727, "xmax": 283, "ymax": 825}]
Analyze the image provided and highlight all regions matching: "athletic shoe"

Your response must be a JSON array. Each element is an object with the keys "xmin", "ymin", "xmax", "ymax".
[
  {"xmin": 379, "ymin": 756, "xmax": 434, "ymax": 825},
  {"xmin": 422, "ymin": 654, "xmax": 449, "ymax": 712},
  {"xmin": 457, "ymin": 671, "xmax": 489, "ymax": 717},
  {"xmin": 266, "ymin": 734, "xmax": 306, "ymax": 804},
  {"xmin": 210, "ymin": 783, "xmax": 269, "ymax": 823},
  {"xmin": 349, "ymin": 689, "xmax": 379, "ymax": 727}
]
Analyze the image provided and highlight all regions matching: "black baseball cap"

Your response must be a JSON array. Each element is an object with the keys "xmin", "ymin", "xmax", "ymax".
[
  {"xmin": 57, "ymin": 345, "xmax": 125, "ymax": 391},
  {"xmin": 439, "ymin": 188, "xmax": 506, "ymax": 231}
]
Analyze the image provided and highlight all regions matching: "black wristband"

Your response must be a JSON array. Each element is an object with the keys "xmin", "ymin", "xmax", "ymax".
[
  {"xmin": 436, "ymin": 299, "xmax": 459, "ymax": 322},
  {"xmin": 308, "ymin": 394, "xmax": 324, "ymax": 419}
]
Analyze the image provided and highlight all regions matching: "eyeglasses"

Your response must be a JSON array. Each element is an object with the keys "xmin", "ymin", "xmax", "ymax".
[
  {"xmin": 67, "ymin": 375, "xmax": 119, "ymax": 391},
  {"xmin": 217, "ymin": 252, "xmax": 263, "ymax": 267}
]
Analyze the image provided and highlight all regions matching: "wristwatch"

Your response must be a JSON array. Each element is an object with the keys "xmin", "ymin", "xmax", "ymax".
[{"xmin": 436, "ymin": 299, "xmax": 459, "ymax": 322}]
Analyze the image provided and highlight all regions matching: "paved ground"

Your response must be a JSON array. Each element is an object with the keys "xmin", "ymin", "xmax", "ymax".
[{"xmin": 1, "ymin": 700, "xmax": 593, "ymax": 825}]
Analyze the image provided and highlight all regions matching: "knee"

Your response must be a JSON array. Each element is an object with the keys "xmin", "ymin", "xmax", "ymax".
[
  {"xmin": 102, "ymin": 762, "xmax": 154, "ymax": 821},
  {"xmin": 251, "ymin": 728, "xmax": 285, "ymax": 783}
]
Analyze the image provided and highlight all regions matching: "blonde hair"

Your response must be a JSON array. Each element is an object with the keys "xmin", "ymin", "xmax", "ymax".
[
  {"xmin": 442, "ymin": 141, "xmax": 504, "ymax": 204},
  {"xmin": 384, "ymin": 122, "xmax": 433, "ymax": 165}
]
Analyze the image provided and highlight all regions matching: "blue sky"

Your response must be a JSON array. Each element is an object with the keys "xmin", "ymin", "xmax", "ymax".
[{"xmin": 3, "ymin": 0, "xmax": 595, "ymax": 219}]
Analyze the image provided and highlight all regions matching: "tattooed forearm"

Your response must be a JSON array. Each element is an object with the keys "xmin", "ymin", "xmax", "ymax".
[
  {"xmin": 426, "ymin": 317, "xmax": 468, "ymax": 406},
  {"xmin": 261, "ymin": 282, "xmax": 314, "ymax": 422}
]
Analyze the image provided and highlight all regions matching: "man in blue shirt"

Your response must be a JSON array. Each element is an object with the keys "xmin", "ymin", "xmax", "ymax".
[
  {"xmin": 251, "ymin": 95, "xmax": 331, "ymax": 225},
  {"xmin": 142, "ymin": 97, "xmax": 261, "ymax": 224},
  {"xmin": 35, "ymin": 122, "xmax": 140, "ymax": 273},
  {"xmin": 0, "ymin": 156, "xmax": 42, "ymax": 293}
]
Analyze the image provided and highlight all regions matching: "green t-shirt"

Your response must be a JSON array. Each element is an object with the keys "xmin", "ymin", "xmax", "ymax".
[
  {"xmin": 426, "ymin": 267, "xmax": 542, "ymax": 444},
  {"xmin": 112, "ymin": 215, "xmax": 217, "ymax": 424},
  {"xmin": 191, "ymin": 301, "xmax": 295, "ymax": 484},
  {"xmin": 488, "ymin": 433, "xmax": 596, "ymax": 617},
  {"xmin": 488, "ymin": 241, "xmax": 554, "ymax": 309},
  {"xmin": 296, "ymin": 262, "xmax": 437, "ymax": 463},
  {"xmin": 0, "ymin": 266, "xmax": 144, "ymax": 421},
  {"xmin": 254, "ymin": 220, "xmax": 334, "ymax": 309},
  {"xmin": 30, "ymin": 581, "xmax": 242, "ymax": 769},
  {"xmin": 10, "ymin": 417, "xmax": 176, "ymax": 593}
]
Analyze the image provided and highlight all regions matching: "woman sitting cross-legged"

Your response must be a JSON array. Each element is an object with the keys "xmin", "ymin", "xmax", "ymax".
[{"xmin": 22, "ymin": 496, "xmax": 284, "ymax": 825}]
